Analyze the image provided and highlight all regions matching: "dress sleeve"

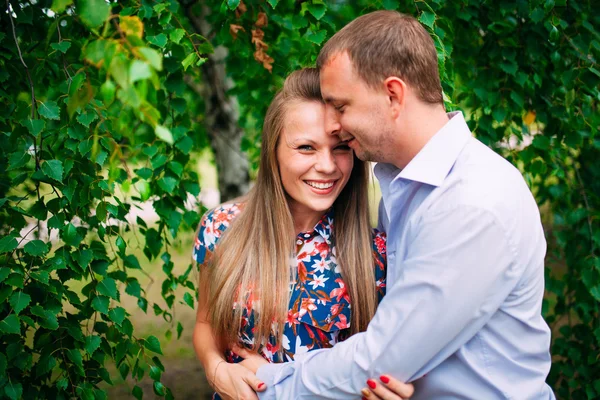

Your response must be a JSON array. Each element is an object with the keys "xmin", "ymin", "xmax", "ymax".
[
  {"xmin": 192, "ymin": 204, "xmax": 241, "ymax": 266},
  {"xmin": 372, "ymin": 229, "xmax": 387, "ymax": 301},
  {"xmin": 192, "ymin": 209, "xmax": 217, "ymax": 265}
]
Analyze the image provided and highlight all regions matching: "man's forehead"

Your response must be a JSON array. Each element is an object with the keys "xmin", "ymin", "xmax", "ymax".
[{"xmin": 320, "ymin": 50, "xmax": 352, "ymax": 71}]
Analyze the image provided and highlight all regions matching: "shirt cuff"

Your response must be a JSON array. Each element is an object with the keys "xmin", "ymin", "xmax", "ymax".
[{"xmin": 257, "ymin": 363, "xmax": 294, "ymax": 400}]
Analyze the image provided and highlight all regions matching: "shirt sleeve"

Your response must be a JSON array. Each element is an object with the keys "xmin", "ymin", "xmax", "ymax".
[{"xmin": 257, "ymin": 205, "xmax": 521, "ymax": 399}]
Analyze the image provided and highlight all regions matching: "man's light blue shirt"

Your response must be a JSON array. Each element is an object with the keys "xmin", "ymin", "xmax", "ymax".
[{"xmin": 257, "ymin": 112, "xmax": 554, "ymax": 399}]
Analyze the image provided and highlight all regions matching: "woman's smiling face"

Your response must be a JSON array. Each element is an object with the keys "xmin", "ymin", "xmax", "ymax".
[{"xmin": 277, "ymin": 100, "xmax": 354, "ymax": 230}]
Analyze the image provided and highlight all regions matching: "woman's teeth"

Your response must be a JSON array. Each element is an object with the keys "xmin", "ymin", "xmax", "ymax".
[{"xmin": 306, "ymin": 181, "xmax": 334, "ymax": 189}]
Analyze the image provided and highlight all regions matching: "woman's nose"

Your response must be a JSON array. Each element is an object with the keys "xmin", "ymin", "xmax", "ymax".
[{"xmin": 314, "ymin": 151, "xmax": 337, "ymax": 174}]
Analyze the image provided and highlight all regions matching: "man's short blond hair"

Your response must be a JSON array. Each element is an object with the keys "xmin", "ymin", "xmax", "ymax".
[{"xmin": 317, "ymin": 10, "xmax": 443, "ymax": 105}]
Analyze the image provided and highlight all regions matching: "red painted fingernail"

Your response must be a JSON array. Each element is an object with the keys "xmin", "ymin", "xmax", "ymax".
[
  {"xmin": 258, "ymin": 383, "xmax": 265, "ymax": 389},
  {"xmin": 380, "ymin": 375, "xmax": 390, "ymax": 384},
  {"xmin": 367, "ymin": 379, "xmax": 376, "ymax": 389},
  {"xmin": 362, "ymin": 397, "xmax": 368, "ymax": 400}
]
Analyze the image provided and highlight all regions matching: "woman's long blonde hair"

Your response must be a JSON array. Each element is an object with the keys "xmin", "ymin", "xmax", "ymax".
[{"xmin": 205, "ymin": 68, "xmax": 377, "ymax": 352}]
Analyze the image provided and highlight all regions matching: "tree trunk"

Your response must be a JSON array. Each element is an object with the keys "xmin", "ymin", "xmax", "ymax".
[{"xmin": 181, "ymin": 1, "xmax": 250, "ymax": 203}]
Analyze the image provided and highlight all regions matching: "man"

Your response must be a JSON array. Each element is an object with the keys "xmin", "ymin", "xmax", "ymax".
[{"xmin": 251, "ymin": 10, "xmax": 554, "ymax": 399}]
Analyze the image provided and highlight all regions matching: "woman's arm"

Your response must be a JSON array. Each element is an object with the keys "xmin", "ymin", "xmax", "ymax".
[{"xmin": 193, "ymin": 266, "xmax": 265, "ymax": 399}]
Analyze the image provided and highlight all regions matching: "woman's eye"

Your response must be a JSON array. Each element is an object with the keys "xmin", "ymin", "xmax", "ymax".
[
  {"xmin": 334, "ymin": 104, "xmax": 345, "ymax": 112},
  {"xmin": 297, "ymin": 145, "xmax": 314, "ymax": 151}
]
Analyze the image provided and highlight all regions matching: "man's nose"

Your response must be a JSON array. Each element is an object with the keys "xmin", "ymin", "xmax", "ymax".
[{"xmin": 324, "ymin": 104, "xmax": 342, "ymax": 136}]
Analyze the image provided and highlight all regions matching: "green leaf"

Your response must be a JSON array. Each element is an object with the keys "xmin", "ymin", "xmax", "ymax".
[
  {"xmin": 510, "ymin": 91, "xmax": 524, "ymax": 108},
  {"xmin": 20, "ymin": 118, "xmax": 45, "ymax": 137},
  {"xmin": 530, "ymin": 8, "xmax": 545, "ymax": 23},
  {"xmin": 305, "ymin": 30, "xmax": 327, "ymax": 45},
  {"xmin": 51, "ymin": 41, "xmax": 72, "ymax": 54},
  {"xmin": 108, "ymin": 306, "xmax": 126, "ymax": 325},
  {"xmin": 31, "ymin": 306, "xmax": 58, "ymax": 330},
  {"xmin": 139, "ymin": 47, "xmax": 163, "ymax": 71},
  {"xmin": 169, "ymin": 29, "xmax": 185, "ymax": 45},
  {"xmin": 0, "ymin": 267, "xmax": 10, "ymax": 283},
  {"xmin": 35, "ymin": 354, "xmax": 57, "ymax": 377},
  {"xmin": 39, "ymin": 100, "xmax": 61, "ymax": 120},
  {"xmin": 76, "ymin": 110, "xmax": 98, "ymax": 127},
  {"xmin": 119, "ymin": 362, "xmax": 130, "ymax": 380},
  {"xmin": 155, "ymin": 125, "xmax": 174, "ymax": 145},
  {"xmin": 149, "ymin": 365, "xmax": 161, "ymax": 381},
  {"xmin": 144, "ymin": 335, "xmax": 163, "ymax": 355},
  {"xmin": 0, "ymin": 314, "xmax": 21, "ymax": 334},
  {"xmin": 51, "ymin": 0, "xmax": 73, "ymax": 13},
  {"xmin": 226, "ymin": 0, "xmax": 240, "ymax": 10},
  {"xmin": 9, "ymin": 292, "xmax": 31, "ymax": 315},
  {"xmin": 153, "ymin": 381, "xmax": 165, "ymax": 396},
  {"xmin": 124, "ymin": 254, "xmax": 141, "ymax": 269},
  {"xmin": 63, "ymin": 223, "xmax": 83, "ymax": 247},
  {"xmin": 126, "ymin": 278, "xmax": 142, "ymax": 298},
  {"xmin": 175, "ymin": 136, "xmax": 194, "ymax": 155},
  {"xmin": 183, "ymin": 292, "xmax": 194, "ymax": 309},
  {"xmin": 31, "ymin": 270, "xmax": 50, "ymax": 285},
  {"xmin": 382, "ymin": 0, "xmax": 399, "ymax": 9},
  {"xmin": 78, "ymin": 0, "xmax": 111, "ymax": 29},
  {"xmin": 306, "ymin": 3, "xmax": 327, "ymax": 20},
  {"xmin": 0, "ymin": 236, "xmax": 18, "ymax": 253},
  {"xmin": 101, "ymin": 80, "xmax": 116, "ymax": 106},
  {"xmin": 132, "ymin": 385, "xmax": 143, "ymax": 400},
  {"xmin": 590, "ymin": 286, "xmax": 600, "ymax": 302},
  {"xmin": 177, "ymin": 321, "xmax": 183, "ymax": 339},
  {"xmin": 0, "ymin": 353, "xmax": 6, "ymax": 376},
  {"xmin": 267, "ymin": 0, "xmax": 278, "ymax": 8},
  {"xmin": 67, "ymin": 349, "xmax": 84, "ymax": 374},
  {"xmin": 8, "ymin": 151, "xmax": 30, "ymax": 171},
  {"xmin": 130, "ymin": 60, "xmax": 152, "ymax": 84},
  {"xmin": 158, "ymin": 177, "xmax": 177, "ymax": 193},
  {"xmin": 92, "ymin": 295, "xmax": 109, "ymax": 314},
  {"xmin": 419, "ymin": 11, "xmax": 436, "ymax": 29},
  {"xmin": 181, "ymin": 53, "xmax": 197, "ymax": 71},
  {"xmin": 152, "ymin": 356, "xmax": 165, "ymax": 371},
  {"xmin": 109, "ymin": 56, "xmax": 130, "ymax": 89},
  {"xmin": 85, "ymin": 335, "xmax": 102, "ymax": 355},
  {"xmin": 4, "ymin": 382, "xmax": 23, "ymax": 400},
  {"xmin": 135, "ymin": 168, "xmax": 152, "ymax": 180},
  {"xmin": 42, "ymin": 160, "xmax": 64, "ymax": 183},
  {"xmin": 532, "ymin": 135, "xmax": 551, "ymax": 150},
  {"xmin": 97, "ymin": 277, "xmax": 118, "ymax": 300},
  {"xmin": 147, "ymin": 33, "xmax": 168, "ymax": 48},
  {"xmin": 24, "ymin": 240, "xmax": 49, "ymax": 257}
]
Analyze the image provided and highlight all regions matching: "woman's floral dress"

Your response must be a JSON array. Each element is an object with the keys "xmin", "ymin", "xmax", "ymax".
[{"xmin": 193, "ymin": 202, "xmax": 387, "ymax": 398}]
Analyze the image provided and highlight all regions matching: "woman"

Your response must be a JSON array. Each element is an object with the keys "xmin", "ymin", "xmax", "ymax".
[{"xmin": 192, "ymin": 68, "xmax": 413, "ymax": 400}]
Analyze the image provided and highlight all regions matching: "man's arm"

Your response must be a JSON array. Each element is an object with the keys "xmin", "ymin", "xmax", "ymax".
[{"xmin": 257, "ymin": 206, "xmax": 521, "ymax": 399}]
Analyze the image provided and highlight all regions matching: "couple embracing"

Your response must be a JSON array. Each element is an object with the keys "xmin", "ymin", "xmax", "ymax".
[{"xmin": 192, "ymin": 11, "xmax": 554, "ymax": 400}]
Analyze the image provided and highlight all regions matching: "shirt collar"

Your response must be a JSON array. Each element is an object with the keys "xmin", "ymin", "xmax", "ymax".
[
  {"xmin": 397, "ymin": 111, "xmax": 471, "ymax": 187},
  {"xmin": 375, "ymin": 111, "xmax": 472, "ymax": 188},
  {"xmin": 301, "ymin": 209, "xmax": 334, "ymax": 247}
]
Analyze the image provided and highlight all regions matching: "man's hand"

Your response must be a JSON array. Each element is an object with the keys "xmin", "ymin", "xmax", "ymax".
[
  {"xmin": 232, "ymin": 344, "xmax": 269, "ymax": 375},
  {"xmin": 361, "ymin": 375, "xmax": 414, "ymax": 400}
]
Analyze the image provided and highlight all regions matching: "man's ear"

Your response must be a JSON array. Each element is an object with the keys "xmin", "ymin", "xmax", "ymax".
[{"xmin": 383, "ymin": 77, "xmax": 407, "ymax": 118}]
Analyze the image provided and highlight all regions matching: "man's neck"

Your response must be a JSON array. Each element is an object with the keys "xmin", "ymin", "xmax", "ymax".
[{"xmin": 393, "ymin": 104, "xmax": 449, "ymax": 169}]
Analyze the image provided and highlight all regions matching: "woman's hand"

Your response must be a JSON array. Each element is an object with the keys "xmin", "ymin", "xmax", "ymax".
[
  {"xmin": 232, "ymin": 345, "xmax": 269, "ymax": 375},
  {"xmin": 361, "ymin": 375, "xmax": 414, "ymax": 400},
  {"xmin": 209, "ymin": 360, "xmax": 266, "ymax": 400}
]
